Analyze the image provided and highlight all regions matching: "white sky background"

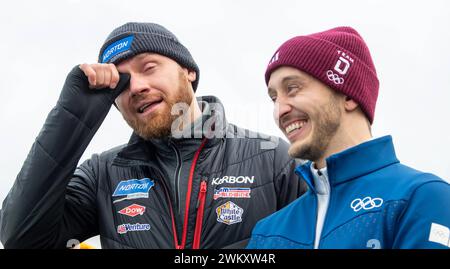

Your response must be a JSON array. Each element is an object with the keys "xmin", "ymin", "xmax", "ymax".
[{"xmin": 0, "ymin": 0, "xmax": 449, "ymax": 248}]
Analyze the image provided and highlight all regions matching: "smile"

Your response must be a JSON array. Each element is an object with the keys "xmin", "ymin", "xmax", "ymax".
[{"xmin": 285, "ymin": 120, "xmax": 308, "ymax": 134}]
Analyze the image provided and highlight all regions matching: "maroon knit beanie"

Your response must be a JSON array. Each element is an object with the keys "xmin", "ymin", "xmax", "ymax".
[{"xmin": 265, "ymin": 26, "xmax": 379, "ymax": 123}]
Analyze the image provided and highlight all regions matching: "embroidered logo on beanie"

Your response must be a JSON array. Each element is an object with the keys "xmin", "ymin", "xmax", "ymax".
[
  {"xmin": 101, "ymin": 35, "xmax": 134, "ymax": 63},
  {"xmin": 326, "ymin": 50, "xmax": 355, "ymax": 85},
  {"xmin": 264, "ymin": 26, "xmax": 379, "ymax": 123}
]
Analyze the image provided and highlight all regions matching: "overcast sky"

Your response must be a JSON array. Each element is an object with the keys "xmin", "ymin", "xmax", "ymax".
[{"xmin": 1, "ymin": 0, "xmax": 449, "ymax": 248}]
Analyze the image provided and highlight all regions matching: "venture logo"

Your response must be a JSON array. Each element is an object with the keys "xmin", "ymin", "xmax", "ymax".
[{"xmin": 117, "ymin": 223, "xmax": 151, "ymax": 234}]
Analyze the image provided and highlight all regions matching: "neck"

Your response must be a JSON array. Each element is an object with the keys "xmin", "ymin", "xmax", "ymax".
[
  {"xmin": 190, "ymin": 98, "xmax": 202, "ymax": 124},
  {"xmin": 314, "ymin": 116, "xmax": 372, "ymax": 169}
]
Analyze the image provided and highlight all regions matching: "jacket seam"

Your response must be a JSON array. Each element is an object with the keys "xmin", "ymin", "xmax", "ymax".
[
  {"xmin": 274, "ymin": 159, "xmax": 295, "ymax": 180},
  {"xmin": 56, "ymin": 102, "xmax": 94, "ymax": 132},
  {"xmin": 394, "ymin": 179, "xmax": 448, "ymax": 234},
  {"xmin": 252, "ymin": 233, "xmax": 311, "ymax": 247}
]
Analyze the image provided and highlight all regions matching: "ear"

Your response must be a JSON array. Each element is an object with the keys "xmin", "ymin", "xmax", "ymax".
[
  {"xmin": 187, "ymin": 70, "xmax": 197, "ymax": 82},
  {"xmin": 344, "ymin": 96, "xmax": 359, "ymax": 112}
]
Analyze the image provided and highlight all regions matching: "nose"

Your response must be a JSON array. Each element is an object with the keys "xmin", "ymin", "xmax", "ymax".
[
  {"xmin": 273, "ymin": 95, "xmax": 292, "ymax": 127},
  {"xmin": 128, "ymin": 73, "xmax": 150, "ymax": 98}
]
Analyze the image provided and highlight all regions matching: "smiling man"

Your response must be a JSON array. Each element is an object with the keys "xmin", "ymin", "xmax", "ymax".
[
  {"xmin": 247, "ymin": 27, "xmax": 450, "ymax": 249},
  {"xmin": 0, "ymin": 22, "xmax": 305, "ymax": 249}
]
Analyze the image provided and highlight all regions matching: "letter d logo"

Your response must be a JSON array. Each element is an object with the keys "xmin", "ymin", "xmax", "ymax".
[{"xmin": 334, "ymin": 57, "xmax": 350, "ymax": 75}]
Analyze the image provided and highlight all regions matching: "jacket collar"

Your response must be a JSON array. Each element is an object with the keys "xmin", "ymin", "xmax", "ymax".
[
  {"xmin": 295, "ymin": 135, "xmax": 399, "ymax": 190},
  {"xmin": 114, "ymin": 95, "xmax": 229, "ymax": 163}
]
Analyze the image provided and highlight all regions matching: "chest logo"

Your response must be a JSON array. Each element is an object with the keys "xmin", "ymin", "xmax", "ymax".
[
  {"xmin": 216, "ymin": 201, "xmax": 244, "ymax": 225},
  {"xmin": 350, "ymin": 196, "xmax": 383, "ymax": 212},
  {"xmin": 118, "ymin": 204, "xmax": 146, "ymax": 217},
  {"xmin": 113, "ymin": 178, "xmax": 154, "ymax": 203},
  {"xmin": 213, "ymin": 187, "xmax": 251, "ymax": 200}
]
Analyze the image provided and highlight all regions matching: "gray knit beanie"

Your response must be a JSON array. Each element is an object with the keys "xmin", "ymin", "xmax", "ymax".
[{"xmin": 98, "ymin": 22, "xmax": 200, "ymax": 91}]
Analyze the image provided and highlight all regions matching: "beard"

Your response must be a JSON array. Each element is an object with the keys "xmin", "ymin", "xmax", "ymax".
[
  {"xmin": 288, "ymin": 94, "xmax": 341, "ymax": 162},
  {"xmin": 121, "ymin": 73, "xmax": 194, "ymax": 140}
]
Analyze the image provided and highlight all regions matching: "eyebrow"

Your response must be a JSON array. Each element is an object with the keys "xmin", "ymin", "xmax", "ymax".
[{"xmin": 281, "ymin": 75, "xmax": 305, "ymax": 84}]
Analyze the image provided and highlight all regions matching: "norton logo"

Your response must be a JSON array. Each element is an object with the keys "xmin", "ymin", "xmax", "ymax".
[
  {"xmin": 117, "ymin": 223, "xmax": 151, "ymax": 234},
  {"xmin": 216, "ymin": 201, "xmax": 244, "ymax": 225},
  {"xmin": 118, "ymin": 204, "xmax": 146, "ymax": 217},
  {"xmin": 112, "ymin": 178, "xmax": 154, "ymax": 203},
  {"xmin": 211, "ymin": 176, "xmax": 255, "ymax": 185},
  {"xmin": 102, "ymin": 35, "xmax": 134, "ymax": 63}
]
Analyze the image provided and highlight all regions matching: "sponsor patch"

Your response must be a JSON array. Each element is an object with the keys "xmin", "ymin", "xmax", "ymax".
[
  {"xmin": 213, "ymin": 187, "xmax": 251, "ymax": 200},
  {"xmin": 211, "ymin": 176, "xmax": 255, "ymax": 185},
  {"xmin": 216, "ymin": 201, "xmax": 243, "ymax": 225},
  {"xmin": 118, "ymin": 204, "xmax": 146, "ymax": 217},
  {"xmin": 117, "ymin": 223, "xmax": 151, "ymax": 234},
  {"xmin": 113, "ymin": 178, "xmax": 154, "ymax": 203},
  {"xmin": 101, "ymin": 35, "xmax": 134, "ymax": 63}
]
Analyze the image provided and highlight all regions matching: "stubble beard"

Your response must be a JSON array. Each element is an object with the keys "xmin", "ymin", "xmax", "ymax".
[
  {"xmin": 288, "ymin": 95, "xmax": 342, "ymax": 162},
  {"xmin": 122, "ymin": 75, "xmax": 194, "ymax": 140}
]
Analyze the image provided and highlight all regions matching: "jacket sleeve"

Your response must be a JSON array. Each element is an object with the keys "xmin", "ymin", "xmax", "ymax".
[
  {"xmin": 0, "ymin": 66, "xmax": 129, "ymax": 248},
  {"xmin": 273, "ymin": 139, "xmax": 307, "ymax": 210},
  {"xmin": 393, "ymin": 179, "xmax": 450, "ymax": 249}
]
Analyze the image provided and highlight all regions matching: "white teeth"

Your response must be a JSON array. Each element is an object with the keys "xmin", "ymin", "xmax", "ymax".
[
  {"xmin": 139, "ymin": 103, "xmax": 151, "ymax": 113},
  {"xmin": 285, "ymin": 121, "xmax": 306, "ymax": 134}
]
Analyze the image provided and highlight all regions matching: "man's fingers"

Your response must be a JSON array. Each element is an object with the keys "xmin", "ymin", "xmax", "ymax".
[
  {"xmin": 79, "ymin": 64, "xmax": 97, "ymax": 88},
  {"xmin": 79, "ymin": 63, "xmax": 120, "ymax": 89},
  {"xmin": 110, "ymin": 64, "xmax": 120, "ymax": 89},
  {"xmin": 95, "ymin": 65, "xmax": 105, "ymax": 88},
  {"xmin": 103, "ymin": 65, "xmax": 112, "ymax": 88}
]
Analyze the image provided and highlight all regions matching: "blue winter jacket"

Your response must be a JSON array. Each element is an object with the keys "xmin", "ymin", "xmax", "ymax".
[{"xmin": 247, "ymin": 136, "xmax": 450, "ymax": 249}]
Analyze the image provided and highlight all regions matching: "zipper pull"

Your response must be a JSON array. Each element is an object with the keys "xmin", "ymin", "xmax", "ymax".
[
  {"xmin": 196, "ymin": 180, "xmax": 208, "ymax": 209},
  {"xmin": 200, "ymin": 180, "xmax": 207, "ymax": 193}
]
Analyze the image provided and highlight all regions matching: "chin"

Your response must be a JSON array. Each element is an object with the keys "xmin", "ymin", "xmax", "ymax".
[{"xmin": 287, "ymin": 139, "xmax": 305, "ymax": 158}]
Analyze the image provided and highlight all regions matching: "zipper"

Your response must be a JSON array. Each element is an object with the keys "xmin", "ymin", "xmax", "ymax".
[
  {"xmin": 113, "ymin": 138, "xmax": 208, "ymax": 249},
  {"xmin": 159, "ymin": 176, "xmax": 182, "ymax": 249},
  {"xmin": 178, "ymin": 138, "xmax": 208, "ymax": 249},
  {"xmin": 169, "ymin": 140, "xmax": 183, "ymax": 216},
  {"xmin": 313, "ymin": 169, "xmax": 331, "ymax": 249},
  {"xmin": 193, "ymin": 180, "xmax": 208, "ymax": 249}
]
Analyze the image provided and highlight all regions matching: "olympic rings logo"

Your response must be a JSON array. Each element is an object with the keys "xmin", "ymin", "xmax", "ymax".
[
  {"xmin": 326, "ymin": 70, "xmax": 344, "ymax": 85},
  {"xmin": 350, "ymin": 196, "xmax": 383, "ymax": 212}
]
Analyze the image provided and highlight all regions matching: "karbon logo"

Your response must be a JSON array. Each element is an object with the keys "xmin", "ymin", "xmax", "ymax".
[{"xmin": 327, "ymin": 50, "xmax": 354, "ymax": 85}]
